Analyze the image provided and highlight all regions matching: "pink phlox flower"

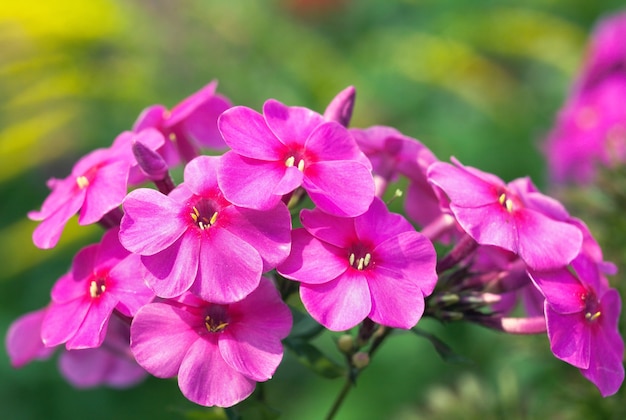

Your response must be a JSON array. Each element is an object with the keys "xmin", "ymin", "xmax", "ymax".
[
  {"xmin": 217, "ymin": 98, "xmax": 375, "ymax": 217},
  {"xmin": 529, "ymin": 254, "xmax": 624, "ymax": 397},
  {"xmin": 133, "ymin": 80, "xmax": 232, "ymax": 163},
  {"xmin": 277, "ymin": 197, "xmax": 437, "ymax": 331},
  {"xmin": 120, "ymin": 155, "xmax": 291, "ymax": 303},
  {"xmin": 130, "ymin": 277, "xmax": 292, "ymax": 408},
  {"xmin": 427, "ymin": 157, "xmax": 583, "ymax": 271},
  {"xmin": 41, "ymin": 228, "xmax": 155, "ymax": 350},
  {"xmin": 544, "ymin": 76, "xmax": 626, "ymax": 184}
]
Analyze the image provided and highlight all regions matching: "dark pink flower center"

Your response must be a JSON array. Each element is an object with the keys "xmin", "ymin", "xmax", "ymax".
[
  {"xmin": 89, "ymin": 276, "xmax": 107, "ymax": 298},
  {"xmin": 189, "ymin": 198, "xmax": 219, "ymax": 230},
  {"xmin": 348, "ymin": 244, "xmax": 373, "ymax": 271},
  {"xmin": 582, "ymin": 290, "xmax": 602, "ymax": 324},
  {"xmin": 203, "ymin": 304, "xmax": 230, "ymax": 333}
]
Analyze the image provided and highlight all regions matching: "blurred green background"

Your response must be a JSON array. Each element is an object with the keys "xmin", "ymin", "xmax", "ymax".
[{"xmin": 2, "ymin": 1, "xmax": 625, "ymax": 419}]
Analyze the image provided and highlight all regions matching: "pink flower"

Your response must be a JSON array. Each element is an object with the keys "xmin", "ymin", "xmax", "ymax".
[
  {"xmin": 428, "ymin": 158, "xmax": 583, "ymax": 270},
  {"xmin": 133, "ymin": 80, "xmax": 232, "ymax": 163},
  {"xmin": 278, "ymin": 197, "xmax": 437, "ymax": 331},
  {"xmin": 119, "ymin": 155, "xmax": 291, "ymax": 303},
  {"xmin": 217, "ymin": 99, "xmax": 375, "ymax": 217},
  {"xmin": 130, "ymin": 278, "xmax": 292, "ymax": 407},
  {"xmin": 41, "ymin": 228, "xmax": 154, "ymax": 350},
  {"xmin": 530, "ymin": 255, "xmax": 624, "ymax": 397},
  {"xmin": 28, "ymin": 129, "xmax": 164, "ymax": 249}
]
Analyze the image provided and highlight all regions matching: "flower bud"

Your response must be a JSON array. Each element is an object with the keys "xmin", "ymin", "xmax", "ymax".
[
  {"xmin": 351, "ymin": 352, "xmax": 370, "ymax": 370},
  {"xmin": 337, "ymin": 334, "xmax": 354, "ymax": 354}
]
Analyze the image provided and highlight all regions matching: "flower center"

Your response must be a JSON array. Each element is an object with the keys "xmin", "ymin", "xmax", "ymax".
[
  {"xmin": 190, "ymin": 199, "xmax": 218, "ymax": 230},
  {"xmin": 204, "ymin": 305, "xmax": 230, "ymax": 333},
  {"xmin": 285, "ymin": 155, "xmax": 305, "ymax": 171},
  {"xmin": 89, "ymin": 277, "xmax": 107, "ymax": 298},
  {"xmin": 76, "ymin": 175, "xmax": 90, "ymax": 189},
  {"xmin": 582, "ymin": 290, "xmax": 601, "ymax": 324},
  {"xmin": 348, "ymin": 245, "xmax": 373, "ymax": 271},
  {"xmin": 498, "ymin": 192, "xmax": 515, "ymax": 213}
]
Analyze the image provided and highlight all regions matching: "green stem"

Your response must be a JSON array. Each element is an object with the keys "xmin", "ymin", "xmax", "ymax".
[{"xmin": 325, "ymin": 374, "xmax": 354, "ymax": 420}]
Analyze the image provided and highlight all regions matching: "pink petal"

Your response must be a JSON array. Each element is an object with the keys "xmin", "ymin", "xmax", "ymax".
[
  {"xmin": 66, "ymin": 296, "xmax": 117, "ymax": 350},
  {"xmin": 367, "ymin": 265, "xmax": 426, "ymax": 329},
  {"xmin": 451, "ymin": 203, "xmax": 517, "ymax": 253},
  {"xmin": 141, "ymin": 231, "xmax": 199, "ymax": 298},
  {"xmin": 354, "ymin": 198, "xmax": 414, "ymax": 245},
  {"xmin": 272, "ymin": 166, "xmax": 303, "ymax": 195},
  {"xmin": 120, "ymin": 188, "xmax": 187, "ymax": 255},
  {"xmin": 183, "ymin": 155, "xmax": 221, "ymax": 197},
  {"xmin": 300, "ymin": 270, "xmax": 371, "ymax": 331},
  {"xmin": 304, "ymin": 121, "xmax": 364, "ymax": 162},
  {"xmin": 178, "ymin": 337, "xmax": 256, "ymax": 407},
  {"xmin": 131, "ymin": 302, "xmax": 201, "ymax": 378},
  {"xmin": 192, "ymin": 228, "xmax": 263, "ymax": 303},
  {"xmin": 6, "ymin": 309, "xmax": 55, "ymax": 368},
  {"xmin": 221, "ymin": 204, "xmax": 292, "ymax": 271},
  {"xmin": 303, "ymin": 160, "xmax": 375, "ymax": 217},
  {"xmin": 528, "ymin": 268, "xmax": 586, "ymax": 314},
  {"xmin": 277, "ymin": 229, "xmax": 348, "ymax": 285},
  {"xmin": 516, "ymin": 210, "xmax": 582, "ymax": 270},
  {"xmin": 107, "ymin": 253, "xmax": 155, "ymax": 316},
  {"xmin": 300, "ymin": 208, "xmax": 357, "ymax": 249},
  {"xmin": 373, "ymin": 231, "xmax": 438, "ymax": 296},
  {"xmin": 219, "ymin": 106, "xmax": 284, "ymax": 160},
  {"xmin": 41, "ymin": 299, "xmax": 91, "ymax": 348},
  {"xmin": 79, "ymin": 160, "xmax": 129, "ymax": 225},
  {"xmin": 546, "ymin": 305, "xmax": 591, "ymax": 369},
  {"xmin": 218, "ymin": 151, "xmax": 284, "ymax": 210},
  {"xmin": 263, "ymin": 99, "xmax": 324, "ymax": 148},
  {"xmin": 185, "ymin": 94, "xmax": 231, "ymax": 149},
  {"xmin": 31, "ymin": 185, "xmax": 86, "ymax": 249},
  {"xmin": 166, "ymin": 81, "xmax": 218, "ymax": 126},
  {"xmin": 428, "ymin": 161, "xmax": 500, "ymax": 208}
]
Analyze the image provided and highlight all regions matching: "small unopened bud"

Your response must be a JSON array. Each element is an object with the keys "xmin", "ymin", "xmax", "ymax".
[
  {"xmin": 337, "ymin": 334, "xmax": 354, "ymax": 354},
  {"xmin": 323, "ymin": 86, "xmax": 356, "ymax": 127},
  {"xmin": 133, "ymin": 140, "xmax": 168, "ymax": 180},
  {"xmin": 351, "ymin": 352, "xmax": 370, "ymax": 369}
]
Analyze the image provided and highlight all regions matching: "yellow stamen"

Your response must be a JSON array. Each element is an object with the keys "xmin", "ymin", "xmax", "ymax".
[
  {"xmin": 89, "ymin": 280, "xmax": 105, "ymax": 298},
  {"xmin": 585, "ymin": 311, "xmax": 601, "ymax": 321},
  {"xmin": 297, "ymin": 159, "xmax": 305, "ymax": 171},
  {"xmin": 357, "ymin": 258, "xmax": 365, "ymax": 270},
  {"xmin": 349, "ymin": 253, "xmax": 355, "ymax": 266},
  {"xmin": 76, "ymin": 176, "xmax": 89, "ymax": 189},
  {"xmin": 169, "ymin": 132, "xmax": 177, "ymax": 142},
  {"xmin": 363, "ymin": 253, "xmax": 371, "ymax": 266},
  {"xmin": 205, "ymin": 315, "xmax": 228, "ymax": 333},
  {"xmin": 209, "ymin": 211, "xmax": 218, "ymax": 225},
  {"xmin": 285, "ymin": 156, "xmax": 295, "ymax": 167}
]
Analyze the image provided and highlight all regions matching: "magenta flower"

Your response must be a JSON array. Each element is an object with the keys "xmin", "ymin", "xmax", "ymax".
[
  {"xmin": 428, "ymin": 158, "xmax": 583, "ymax": 270},
  {"xmin": 41, "ymin": 228, "xmax": 154, "ymax": 350},
  {"xmin": 217, "ymin": 99, "xmax": 375, "ymax": 217},
  {"xmin": 119, "ymin": 155, "xmax": 291, "ymax": 303},
  {"xmin": 28, "ymin": 129, "xmax": 164, "ymax": 249},
  {"xmin": 130, "ymin": 278, "xmax": 292, "ymax": 408},
  {"xmin": 133, "ymin": 80, "xmax": 232, "ymax": 163},
  {"xmin": 278, "ymin": 197, "xmax": 437, "ymax": 331},
  {"xmin": 530, "ymin": 255, "xmax": 624, "ymax": 397}
]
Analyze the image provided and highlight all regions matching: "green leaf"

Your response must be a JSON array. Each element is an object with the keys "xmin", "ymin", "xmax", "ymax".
[
  {"xmin": 287, "ymin": 307, "xmax": 325, "ymax": 340},
  {"xmin": 411, "ymin": 327, "xmax": 472, "ymax": 364},
  {"xmin": 284, "ymin": 337, "xmax": 346, "ymax": 379}
]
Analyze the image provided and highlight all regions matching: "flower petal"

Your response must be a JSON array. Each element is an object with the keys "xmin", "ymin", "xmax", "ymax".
[
  {"xmin": 219, "ymin": 106, "xmax": 284, "ymax": 159},
  {"xmin": 300, "ymin": 270, "xmax": 371, "ymax": 331},
  {"xmin": 546, "ymin": 304, "xmax": 591, "ymax": 369},
  {"xmin": 263, "ymin": 99, "xmax": 324, "ymax": 147}
]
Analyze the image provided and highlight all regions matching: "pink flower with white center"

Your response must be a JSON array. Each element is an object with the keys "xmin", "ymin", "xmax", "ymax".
[
  {"xmin": 428, "ymin": 157, "xmax": 583, "ymax": 271},
  {"xmin": 529, "ymin": 255, "xmax": 624, "ymax": 397},
  {"xmin": 133, "ymin": 80, "xmax": 232, "ymax": 163},
  {"xmin": 119, "ymin": 155, "xmax": 291, "ymax": 303},
  {"xmin": 277, "ymin": 197, "xmax": 437, "ymax": 331},
  {"xmin": 130, "ymin": 278, "xmax": 292, "ymax": 408},
  {"xmin": 41, "ymin": 228, "xmax": 155, "ymax": 350},
  {"xmin": 217, "ymin": 99, "xmax": 375, "ymax": 217},
  {"xmin": 28, "ymin": 129, "xmax": 164, "ymax": 249}
]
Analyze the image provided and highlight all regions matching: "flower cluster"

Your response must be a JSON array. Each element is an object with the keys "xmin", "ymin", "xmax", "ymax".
[{"xmin": 6, "ymin": 74, "xmax": 624, "ymax": 412}]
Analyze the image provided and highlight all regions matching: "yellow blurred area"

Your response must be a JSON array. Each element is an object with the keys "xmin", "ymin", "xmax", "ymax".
[{"xmin": 0, "ymin": 0, "xmax": 122, "ymax": 43}]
